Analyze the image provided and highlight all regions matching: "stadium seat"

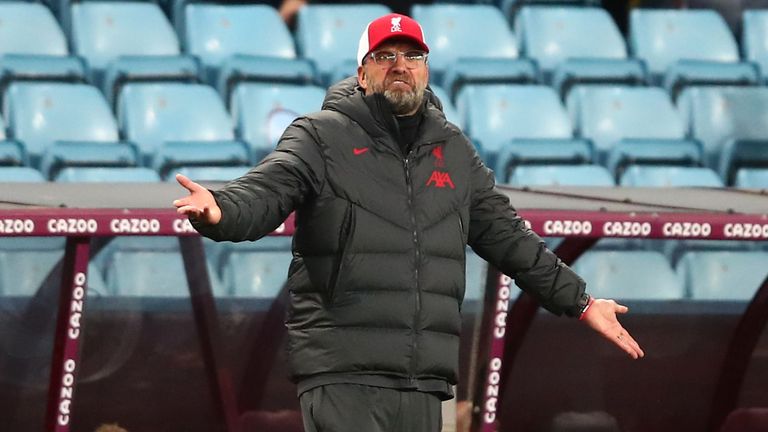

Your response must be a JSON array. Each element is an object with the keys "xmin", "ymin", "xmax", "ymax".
[
  {"xmin": 456, "ymin": 85, "xmax": 572, "ymax": 167},
  {"xmin": 54, "ymin": 166, "xmax": 160, "ymax": 182},
  {"xmin": 0, "ymin": 166, "xmax": 46, "ymax": 182},
  {"xmin": 515, "ymin": 7, "xmax": 645, "ymax": 96},
  {"xmin": 0, "ymin": 3, "xmax": 85, "ymax": 101},
  {"xmin": 742, "ymin": 10, "xmax": 768, "ymax": 83},
  {"xmin": 677, "ymin": 251, "xmax": 768, "ymax": 300},
  {"xmin": 428, "ymin": 85, "xmax": 462, "ymax": 129},
  {"xmin": 629, "ymin": 9, "xmax": 755, "ymax": 98},
  {"xmin": 222, "ymin": 250, "xmax": 292, "ymax": 298},
  {"xmin": 0, "ymin": 122, "xmax": 28, "ymax": 166},
  {"xmin": 441, "ymin": 58, "xmax": 538, "ymax": 101},
  {"xmin": 232, "ymin": 83, "xmax": 326, "ymax": 160},
  {"xmin": 464, "ymin": 249, "xmax": 487, "ymax": 302},
  {"xmin": 106, "ymin": 250, "xmax": 225, "ymax": 297},
  {"xmin": 411, "ymin": 5, "xmax": 526, "ymax": 86},
  {"xmin": 572, "ymin": 250, "xmax": 684, "ymax": 300},
  {"xmin": 0, "ymin": 249, "xmax": 108, "ymax": 296},
  {"xmin": 0, "ymin": 3, "xmax": 68, "ymax": 57},
  {"xmin": 151, "ymin": 140, "xmax": 250, "ymax": 179},
  {"xmin": 735, "ymin": 168, "xmax": 768, "ymax": 188},
  {"xmin": 507, "ymin": 164, "xmax": 614, "ymax": 187},
  {"xmin": 567, "ymin": 86, "xmax": 697, "ymax": 168},
  {"xmin": 70, "ymin": 1, "xmax": 198, "ymax": 105},
  {"xmin": 718, "ymin": 139, "xmax": 768, "ymax": 186},
  {"xmin": 4, "ymin": 83, "xmax": 119, "ymax": 167},
  {"xmin": 168, "ymin": 165, "xmax": 250, "ymax": 182},
  {"xmin": 295, "ymin": 4, "xmax": 391, "ymax": 84},
  {"xmin": 500, "ymin": 0, "xmax": 602, "ymax": 21},
  {"xmin": 118, "ymin": 83, "xmax": 236, "ymax": 164},
  {"xmin": 677, "ymin": 87, "xmax": 768, "ymax": 169},
  {"xmin": 495, "ymin": 138, "xmax": 594, "ymax": 181},
  {"xmin": 40, "ymin": 141, "xmax": 139, "ymax": 180},
  {"xmin": 619, "ymin": 166, "xmax": 724, "ymax": 187}
]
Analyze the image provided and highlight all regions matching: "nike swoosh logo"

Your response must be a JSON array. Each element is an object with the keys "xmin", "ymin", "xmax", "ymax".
[{"xmin": 353, "ymin": 147, "xmax": 369, "ymax": 155}]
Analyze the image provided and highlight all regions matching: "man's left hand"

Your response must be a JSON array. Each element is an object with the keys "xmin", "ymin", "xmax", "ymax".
[{"xmin": 581, "ymin": 299, "xmax": 645, "ymax": 359}]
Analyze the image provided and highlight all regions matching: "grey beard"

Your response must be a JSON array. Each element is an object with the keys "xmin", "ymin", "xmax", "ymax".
[{"xmin": 383, "ymin": 86, "xmax": 425, "ymax": 115}]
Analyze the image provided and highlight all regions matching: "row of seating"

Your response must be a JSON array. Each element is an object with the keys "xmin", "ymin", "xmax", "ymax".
[
  {"xmin": 5, "ymin": 80, "xmax": 765, "ymax": 186},
  {"xmin": 4, "ymin": 2, "xmax": 768, "ymax": 104},
  {"xmin": 0, "ymin": 236, "xmax": 764, "ymax": 301}
]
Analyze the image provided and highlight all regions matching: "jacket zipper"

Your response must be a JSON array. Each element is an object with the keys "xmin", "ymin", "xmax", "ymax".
[
  {"xmin": 328, "ymin": 202, "xmax": 354, "ymax": 305},
  {"xmin": 404, "ymin": 153, "xmax": 421, "ymax": 383}
]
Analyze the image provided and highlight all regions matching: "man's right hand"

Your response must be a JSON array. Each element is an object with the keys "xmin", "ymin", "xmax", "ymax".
[{"xmin": 173, "ymin": 174, "xmax": 222, "ymax": 225}]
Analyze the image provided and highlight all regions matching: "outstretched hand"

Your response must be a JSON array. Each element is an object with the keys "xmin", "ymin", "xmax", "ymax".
[
  {"xmin": 581, "ymin": 298, "xmax": 645, "ymax": 359},
  {"xmin": 173, "ymin": 174, "xmax": 222, "ymax": 225}
]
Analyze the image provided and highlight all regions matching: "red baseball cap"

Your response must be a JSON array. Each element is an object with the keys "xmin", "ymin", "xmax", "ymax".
[{"xmin": 357, "ymin": 13, "xmax": 429, "ymax": 66}]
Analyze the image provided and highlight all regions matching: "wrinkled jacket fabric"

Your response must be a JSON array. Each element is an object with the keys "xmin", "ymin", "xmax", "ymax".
[{"xmin": 193, "ymin": 77, "xmax": 586, "ymax": 386}]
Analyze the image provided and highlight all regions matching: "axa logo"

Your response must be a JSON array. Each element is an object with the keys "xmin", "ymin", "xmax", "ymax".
[
  {"xmin": 426, "ymin": 170, "xmax": 455, "ymax": 189},
  {"xmin": 391, "ymin": 17, "xmax": 402, "ymax": 32}
]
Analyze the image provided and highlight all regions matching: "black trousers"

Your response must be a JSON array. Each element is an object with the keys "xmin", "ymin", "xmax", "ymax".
[{"xmin": 299, "ymin": 384, "xmax": 443, "ymax": 432}]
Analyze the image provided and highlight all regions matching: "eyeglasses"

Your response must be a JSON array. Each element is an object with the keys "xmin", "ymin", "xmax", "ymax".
[{"xmin": 367, "ymin": 50, "xmax": 428, "ymax": 68}]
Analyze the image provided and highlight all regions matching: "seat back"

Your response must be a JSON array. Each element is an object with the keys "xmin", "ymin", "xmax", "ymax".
[
  {"xmin": 630, "ymin": 9, "xmax": 739, "ymax": 77},
  {"xmin": 743, "ymin": 10, "xmax": 768, "ymax": 79},
  {"xmin": 457, "ymin": 84, "xmax": 571, "ymax": 154},
  {"xmin": 569, "ymin": 86, "xmax": 684, "ymax": 154},
  {"xmin": 185, "ymin": 4, "xmax": 295, "ymax": 69},
  {"xmin": 516, "ymin": 6, "xmax": 626, "ymax": 74},
  {"xmin": 223, "ymin": 250, "xmax": 292, "ymax": 298},
  {"xmin": 509, "ymin": 164, "xmax": 614, "ymax": 186},
  {"xmin": 0, "ymin": 2, "xmax": 68, "ymax": 56},
  {"xmin": 411, "ymin": 4, "xmax": 518, "ymax": 76},
  {"xmin": 118, "ymin": 83, "xmax": 233, "ymax": 158},
  {"xmin": 55, "ymin": 166, "xmax": 160, "ymax": 182},
  {"xmin": 572, "ymin": 251, "xmax": 683, "ymax": 300},
  {"xmin": 71, "ymin": 2, "xmax": 180, "ymax": 71},
  {"xmin": 296, "ymin": 4, "xmax": 391, "ymax": 80},
  {"xmin": 233, "ymin": 83, "xmax": 325, "ymax": 157},
  {"xmin": 678, "ymin": 251, "xmax": 768, "ymax": 300},
  {"xmin": 5, "ymin": 83, "xmax": 118, "ymax": 161}
]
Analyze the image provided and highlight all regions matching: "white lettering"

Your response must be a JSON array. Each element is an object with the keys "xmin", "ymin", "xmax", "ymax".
[
  {"xmin": 109, "ymin": 218, "xmax": 160, "ymax": 234},
  {"xmin": 67, "ymin": 273, "xmax": 86, "ymax": 340},
  {"xmin": 173, "ymin": 218, "xmax": 196, "ymax": 233},
  {"xmin": 662, "ymin": 222, "xmax": 712, "ymax": 238},
  {"xmin": 602, "ymin": 221, "xmax": 652, "ymax": 237},
  {"xmin": 0, "ymin": 219, "xmax": 35, "ymax": 234},
  {"xmin": 724, "ymin": 223, "xmax": 768, "ymax": 239},
  {"xmin": 58, "ymin": 359, "xmax": 77, "ymax": 425},
  {"xmin": 483, "ymin": 357, "xmax": 503, "ymax": 424},
  {"xmin": 543, "ymin": 220, "xmax": 593, "ymax": 236},
  {"xmin": 46, "ymin": 218, "xmax": 97, "ymax": 234}
]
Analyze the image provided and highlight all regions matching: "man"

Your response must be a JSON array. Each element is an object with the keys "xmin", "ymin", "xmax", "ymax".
[{"xmin": 174, "ymin": 13, "xmax": 644, "ymax": 432}]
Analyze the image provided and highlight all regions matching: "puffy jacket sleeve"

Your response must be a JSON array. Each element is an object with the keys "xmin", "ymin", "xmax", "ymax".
[
  {"xmin": 192, "ymin": 117, "xmax": 325, "ymax": 242},
  {"xmin": 466, "ymin": 144, "xmax": 587, "ymax": 317}
]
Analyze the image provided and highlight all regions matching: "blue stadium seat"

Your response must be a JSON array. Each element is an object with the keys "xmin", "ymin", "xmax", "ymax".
[
  {"xmin": 216, "ymin": 57, "xmax": 316, "ymax": 105},
  {"xmin": 464, "ymin": 249, "xmax": 488, "ymax": 302},
  {"xmin": 4, "ymin": 83, "xmax": 119, "ymax": 166},
  {"xmin": 677, "ymin": 251, "xmax": 768, "ymax": 300},
  {"xmin": 619, "ymin": 166, "xmax": 724, "ymax": 187},
  {"xmin": 0, "ymin": 166, "xmax": 46, "ymax": 182},
  {"xmin": 567, "ymin": 86, "xmax": 692, "ymax": 166},
  {"xmin": 118, "ymin": 83, "xmax": 235, "ymax": 164},
  {"xmin": 168, "ymin": 165, "xmax": 250, "ymax": 182},
  {"xmin": 71, "ymin": 2, "xmax": 198, "ymax": 105},
  {"xmin": 500, "ymin": 0, "xmax": 602, "ymax": 21},
  {"xmin": 296, "ymin": 4, "xmax": 391, "ymax": 84},
  {"xmin": 515, "ymin": 6, "xmax": 644, "ymax": 96},
  {"xmin": 508, "ymin": 164, "xmax": 614, "ymax": 187},
  {"xmin": 441, "ymin": 58, "xmax": 538, "ymax": 101},
  {"xmin": 151, "ymin": 140, "xmax": 250, "ymax": 178},
  {"xmin": 54, "ymin": 166, "xmax": 160, "ymax": 182},
  {"xmin": 428, "ymin": 85, "xmax": 462, "ymax": 128},
  {"xmin": 411, "ymin": 5, "xmax": 524, "ymax": 85},
  {"xmin": 232, "ymin": 83, "xmax": 326, "ymax": 160},
  {"xmin": 677, "ymin": 87, "xmax": 768, "ymax": 169},
  {"xmin": 40, "ymin": 141, "xmax": 139, "ymax": 180},
  {"xmin": 0, "ymin": 2, "xmax": 68, "ymax": 57},
  {"xmin": 184, "ymin": 4, "xmax": 296, "ymax": 77},
  {"xmin": 572, "ymin": 250, "xmax": 684, "ymax": 300},
  {"xmin": 495, "ymin": 138, "xmax": 594, "ymax": 181},
  {"xmin": 0, "ymin": 140, "xmax": 25, "ymax": 167},
  {"xmin": 742, "ymin": 10, "xmax": 768, "ymax": 83},
  {"xmin": 630, "ymin": 9, "xmax": 754, "ymax": 97},
  {"xmin": 736, "ymin": 168, "xmax": 768, "ymax": 188},
  {"xmin": 718, "ymin": 139, "xmax": 768, "ymax": 186},
  {"xmin": 223, "ymin": 250, "xmax": 292, "ymax": 298},
  {"xmin": 0, "ymin": 248, "xmax": 107, "ymax": 297},
  {"xmin": 106, "ymin": 250, "xmax": 225, "ymax": 297},
  {"xmin": 456, "ymin": 85, "xmax": 572, "ymax": 166}
]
